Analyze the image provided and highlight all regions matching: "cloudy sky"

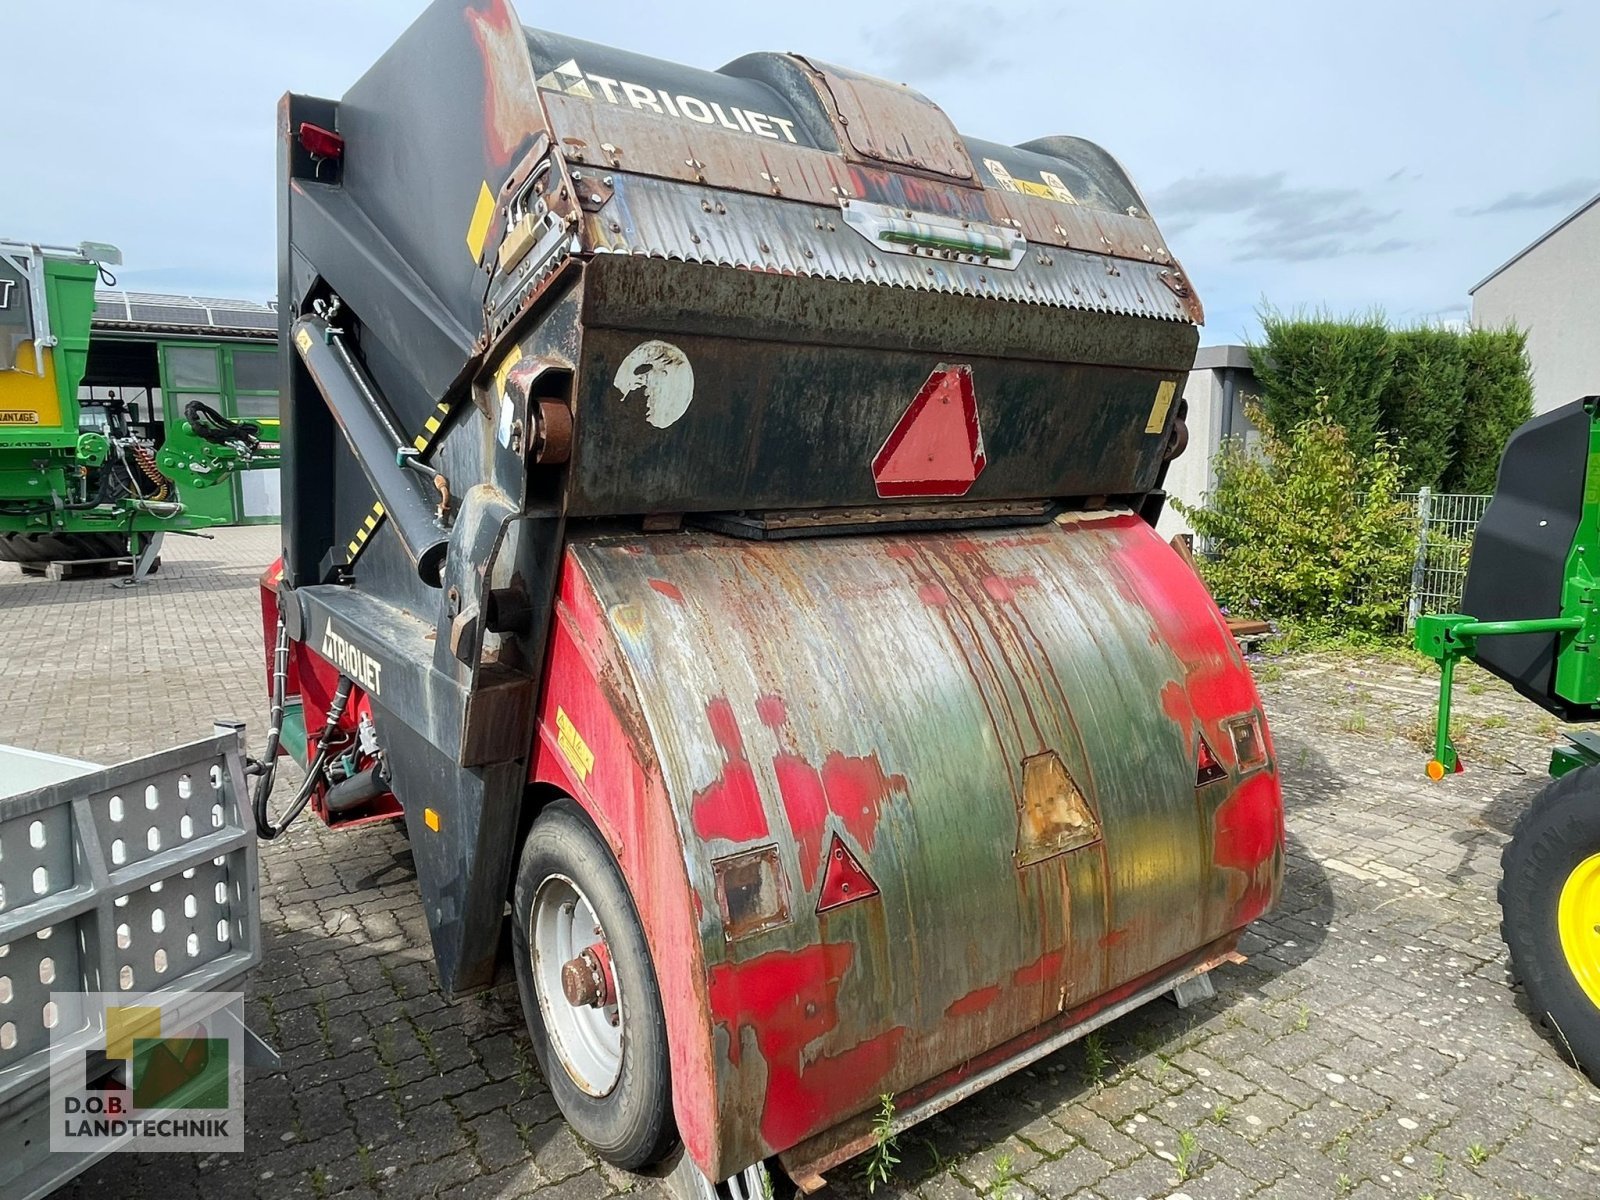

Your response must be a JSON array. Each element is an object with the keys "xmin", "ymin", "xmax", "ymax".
[{"xmin": 7, "ymin": 1, "xmax": 1596, "ymax": 344}]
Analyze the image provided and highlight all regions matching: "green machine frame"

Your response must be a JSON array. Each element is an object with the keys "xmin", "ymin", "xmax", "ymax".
[
  {"xmin": 1418, "ymin": 396, "xmax": 1600, "ymax": 778},
  {"xmin": 1, "ymin": 240, "xmax": 280, "ymax": 570}
]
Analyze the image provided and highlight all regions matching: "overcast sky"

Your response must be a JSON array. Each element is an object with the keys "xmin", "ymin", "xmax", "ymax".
[{"xmin": 7, "ymin": 1, "xmax": 1596, "ymax": 344}]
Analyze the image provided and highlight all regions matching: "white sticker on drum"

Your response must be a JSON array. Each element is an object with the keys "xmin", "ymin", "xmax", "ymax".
[{"xmin": 614, "ymin": 340, "xmax": 694, "ymax": 429}]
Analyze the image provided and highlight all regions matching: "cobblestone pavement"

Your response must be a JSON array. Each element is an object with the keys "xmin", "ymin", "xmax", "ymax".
[{"xmin": 5, "ymin": 527, "xmax": 1600, "ymax": 1200}]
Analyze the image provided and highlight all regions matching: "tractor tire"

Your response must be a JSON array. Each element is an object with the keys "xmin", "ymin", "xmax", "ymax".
[
  {"xmin": 1501, "ymin": 764, "xmax": 1600, "ymax": 1079},
  {"xmin": 0, "ymin": 531, "xmax": 130, "ymax": 565},
  {"xmin": 511, "ymin": 799, "xmax": 676, "ymax": 1170}
]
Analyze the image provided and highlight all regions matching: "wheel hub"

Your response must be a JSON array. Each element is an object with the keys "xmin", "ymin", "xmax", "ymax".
[
  {"xmin": 1558, "ymin": 852, "xmax": 1600, "ymax": 1012},
  {"xmin": 530, "ymin": 874, "xmax": 626, "ymax": 1096},
  {"xmin": 561, "ymin": 943, "xmax": 616, "ymax": 1012}
]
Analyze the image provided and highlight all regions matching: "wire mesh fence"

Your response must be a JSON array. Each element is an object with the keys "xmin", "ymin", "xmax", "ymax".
[{"xmin": 1400, "ymin": 488, "xmax": 1491, "ymax": 622}]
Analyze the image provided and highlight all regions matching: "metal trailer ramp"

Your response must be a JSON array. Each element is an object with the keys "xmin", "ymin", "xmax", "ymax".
[{"xmin": 0, "ymin": 729, "xmax": 260, "ymax": 1200}]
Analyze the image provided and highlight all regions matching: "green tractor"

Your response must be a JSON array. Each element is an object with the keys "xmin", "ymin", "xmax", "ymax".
[
  {"xmin": 1420, "ymin": 394, "xmax": 1600, "ymax": 1078},
  {"xmin": 0, "ymin": 239, "xmax": 278, "ymax": 580}
]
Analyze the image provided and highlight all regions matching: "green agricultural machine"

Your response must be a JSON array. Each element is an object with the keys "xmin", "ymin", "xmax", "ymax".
[
  {"xmin": 0, "ymin": 239, "xmax": 279, "ymax": 580},
  {"xmin": 1420, "ymin": 394, "xmax": 1600, "ymax": 1078}
]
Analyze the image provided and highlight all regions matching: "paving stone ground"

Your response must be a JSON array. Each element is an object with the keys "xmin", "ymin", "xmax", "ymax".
[{"xmin": 5, "ymin": 526, "xmax": 1599, "ymax": 1200}]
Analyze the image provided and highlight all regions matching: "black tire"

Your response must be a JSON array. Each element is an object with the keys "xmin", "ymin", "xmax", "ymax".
[
  {"xmin": 1501, "ymin": 764, "xmax": 1600, "ymax": 1078},
  {"xmin": 511, "ymin": 799, "xmax": 676, "ymax": 1169},
  {"xmin": 0, "ymin": 531, "xmax": 130, "ymax": 564}
]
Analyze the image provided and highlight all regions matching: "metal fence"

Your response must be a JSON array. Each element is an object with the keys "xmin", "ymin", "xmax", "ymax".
[{"xmin": 1401, "ymin": 488, "xmax": 1492, "ymax": 623}]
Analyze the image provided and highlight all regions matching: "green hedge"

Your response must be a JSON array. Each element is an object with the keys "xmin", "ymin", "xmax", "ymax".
[{"xmin": 1249, "ymin": 312, "xmax": 1533, "ymax": 492}]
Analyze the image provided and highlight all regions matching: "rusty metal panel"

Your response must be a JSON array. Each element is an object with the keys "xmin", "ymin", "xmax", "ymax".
[
  {"xmin": 793, "ymin": 57, "xmax": 976, "ymax": 181},
  {"xmin": 577, "ymin": 175, "xmax": 1192, "ymax": 321},
  {"xmin": 542, "ymin": 93, "xmax": 1191, "ymax": 277},
  {"xmin": 567, "ymin": 512, "xmax": 1283, "ymax": 1177}
]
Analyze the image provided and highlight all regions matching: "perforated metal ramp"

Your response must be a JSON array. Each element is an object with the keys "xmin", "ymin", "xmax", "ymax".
[{"xmin": 0, "ymin": 729, "xmax": 259, "ymax": 1200}]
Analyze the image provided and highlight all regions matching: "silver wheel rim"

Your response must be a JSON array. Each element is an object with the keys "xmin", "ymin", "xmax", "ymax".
[{"xmin": 531, "ymin": 873, "xmax": 625, "ymax": 1096}]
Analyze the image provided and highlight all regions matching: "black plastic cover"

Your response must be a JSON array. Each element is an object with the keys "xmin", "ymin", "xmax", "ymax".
[{"xmin": 1460, "ymin": 398, "xmax": 1599, "ymax": 719}]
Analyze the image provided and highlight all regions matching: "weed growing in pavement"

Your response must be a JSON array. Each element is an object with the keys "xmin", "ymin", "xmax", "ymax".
[
  {"xmin": 1208, "ymin": 1103, "xmax": 1231, "ymax": 1125},
  {"xmin": 314, "ymin": 989, "xmax": 332, "ymax": 1048},
  {"xmin": 1174, "ymin": 1130, "xmax": 1200, "ymax": 1182},
  {"xmin": 1467, "ymin": 1142, "xmax": 1489, "ymax": 1166},
  {"xmin": 1336, "ymin": 1173, "xmax": 1354, "ymax": 1195},
  {"xmin": 357, "ymin": 1143, "xmax": 379, "ymax": 1189},
  {"xmin": 1432, "ymin": 1152, "xmax": 1446, "ymax": 1181},
  {"xmin": 1083, "ymin": 1033, "xmax": 1111, "ymax": 1087},
  {"xmin": 1292, "ymin": 1004, "xmax": 1311, "ymax": 1033},
  {"xmin": 989, "ymin": 1151, "xmax": 1017, "ymax": 1198},
  {"xmin": 862, "ymin": 1094, "xmax": 900, "ymax": 1193}
]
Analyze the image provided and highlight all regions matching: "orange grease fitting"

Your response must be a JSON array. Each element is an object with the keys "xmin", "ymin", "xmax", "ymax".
[{"xmin": 709, "ymin": 943, "xmax": 907, "ymax": 1150}]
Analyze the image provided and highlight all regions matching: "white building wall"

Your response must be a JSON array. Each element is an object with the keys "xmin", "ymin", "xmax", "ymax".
[
  {"xmin": 1471, "ymin": 197, "xmax": 1600, "ymax": 415},
  {"xmin": 1158, "ymin": 346, "xmax": 1260, "ymax": 541}
]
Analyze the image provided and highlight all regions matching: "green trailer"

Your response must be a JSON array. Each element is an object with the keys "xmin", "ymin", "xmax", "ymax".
[
  {"xmin": 0, "ymin": 240, "xmax": 279, "ymax": 580},
  {"xmin": 1420, "ymin": 394, "xmax": 1600, "ymax": 1078}
]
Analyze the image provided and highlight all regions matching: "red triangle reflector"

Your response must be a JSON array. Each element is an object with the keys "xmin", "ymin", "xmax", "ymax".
[
  {"xmin": 872, "ymin": 365, "xmax": 987, "ymax": 498},
  {"xmin": 1196, "ymin": 733, "xmax": 1227, "ymax": 786},
  {"xmin": 817, "ymin": 833, "xmax": 880, "ymax": 913}
]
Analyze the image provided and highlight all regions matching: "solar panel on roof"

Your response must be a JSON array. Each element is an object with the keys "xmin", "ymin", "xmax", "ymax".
[{"xmin": 91, "ymin": 289, "xmax": 276, "ymax": 338}]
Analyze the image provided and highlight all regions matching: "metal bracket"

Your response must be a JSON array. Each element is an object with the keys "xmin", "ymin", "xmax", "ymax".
[{"xmin": 1170, "ymin": 971, "xmax": 1217, "ymax": 1009}]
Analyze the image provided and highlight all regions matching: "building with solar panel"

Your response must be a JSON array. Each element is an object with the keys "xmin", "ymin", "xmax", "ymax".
[{"xmin": 81, "ymin": 291, "xmax": 280, "ymax": 524}]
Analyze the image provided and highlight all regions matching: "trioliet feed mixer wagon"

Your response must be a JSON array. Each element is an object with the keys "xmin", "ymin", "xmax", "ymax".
[{"xmin": 258, "ymin": 2, "xmax": 1284, "ymax": 1193}]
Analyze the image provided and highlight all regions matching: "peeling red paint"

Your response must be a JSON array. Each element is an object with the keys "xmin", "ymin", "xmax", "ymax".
[
  {"xmin": 1159, "ymin": 680, "xmax": 1195, "ymax": 751},
  {"xmin": 1212, "ymin": 772, "xmax": 1284, "ymax": 924},
  {"xmin": 981, "ymin": 573, "xmax": 1040, "ymax": 603},
  {"xmin": 464, "ymin": 0, "xmax": 544, "ymax": 168},
  {"xmin": 771, "ymin": 749, "xmax": 908, "ymax": 892},
  {"xmin": 945, "ymin": 983, "xmax": 1002, "ymax": 1020},
  {"xmin": 756, "ymin": 694, "xmax": 788, "ymax": 728},
  {"xmin": 649, "ymin": 578, "xmax": 685, "ymax": 603},
  {"xmin": 707, "ymin": 943, "xmax": 906, "ymax": 1149},
  {"xmin": 691, "ymin": 698, "xmax": 770, "ymax": 844},
  {"xmin": 918, "ymin": 583, "xmax": 950, "ymax": 606},
  {"xmin": 1013, "ymin": 948, "xmax": 1065, "ymax": 990},
  {"xmin": 885, "ymin": 543, "xmax": 917, "ymax": 560}
]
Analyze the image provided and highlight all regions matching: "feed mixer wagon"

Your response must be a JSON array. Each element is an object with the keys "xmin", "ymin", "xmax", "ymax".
[{"xmin": 259, "ymin": 2, "xmax": 1285, "ymax": 1192}]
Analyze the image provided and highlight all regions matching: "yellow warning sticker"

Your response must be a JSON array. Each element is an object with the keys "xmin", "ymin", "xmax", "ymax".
[
  {"xmin": 466, "ymin": 180, "xmax": 496, "ymax": 263},
  {"xmin": 555, "ymin": 707, "xmax": 595, "ymax": 781},
  {"xmin": 1145, "ymin": 380, "xmax": 1177, "ymax": 434},
  {"xmin": 423, "ymin": 807, "xmax": 441, "ymax": 832},
  {"xmin": 294, "ymin": 327, "xmax": 313, "ymax": 354},
  {"xmin": 0, "ymin": 411, "xmax": 40, "ymax": 424},
  {"xmin": 493, "ymin": 344, "xmax": 523, "ymax": 401}
]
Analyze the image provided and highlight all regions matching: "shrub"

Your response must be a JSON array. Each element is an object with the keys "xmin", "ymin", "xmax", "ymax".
[
  {"xmin": 1250, "ymin": 309, "xmax": 1393, "ymax": 459},
  {"xmin": 1250, "ymin": 312, "xmax": 1534, "ymax": 492},
  {"xmin": 1175, "ymin": 405, "xmax": 1416, "ymax": 637},
  {"xmin": 1382, "ymin": 327, "xmax": 1468, "ymax": 490},
  {"xmin": 1445, "ymin": 326, "xmax": 1535, "ymax": 493}
]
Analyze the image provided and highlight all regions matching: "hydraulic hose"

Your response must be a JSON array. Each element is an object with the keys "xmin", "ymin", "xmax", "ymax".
[{"xmin": 252, "ymin": 610, "xmax": 354, "ymax": 840}]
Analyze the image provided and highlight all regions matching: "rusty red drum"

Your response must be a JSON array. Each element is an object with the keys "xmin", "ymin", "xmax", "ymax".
[{"xmin": 530, "ymin": 511, "xmax": 1283, "ymax": 1181}]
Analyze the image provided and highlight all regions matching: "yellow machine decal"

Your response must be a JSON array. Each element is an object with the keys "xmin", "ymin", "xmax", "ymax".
[
  {"xmin": 3, "ymin": 341, "xmax": 61, "ymax": 428},
  {"xmin": 466, "ymin": 180, "xmax": 496, "ymax": 263},
  {"xmin": 555, "ymin": 707, "xmax": 595, "ymax": 781},
  {"xmin": 1145, "ymin": 379, "xmax": 1177, "ymax": 435}
]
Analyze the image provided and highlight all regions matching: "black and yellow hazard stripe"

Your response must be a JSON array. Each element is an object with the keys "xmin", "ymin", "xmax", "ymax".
[{"xmin": 343, "ymin": 398, "xmax": 454, "ymax": 567}]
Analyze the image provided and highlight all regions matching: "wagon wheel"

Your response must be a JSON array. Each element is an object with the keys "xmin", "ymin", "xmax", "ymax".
[
  {"xmin": 512, "ymin": 799, "xmax": 677, "ymax": 1169},
  {"xmin": 1501, "ymin": 764, "xmax": 1600, "ymax": 1078}
]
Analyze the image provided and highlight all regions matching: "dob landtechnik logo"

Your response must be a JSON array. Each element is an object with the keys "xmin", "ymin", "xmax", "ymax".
[{"xmin": 50, "ymin": 991, "xmax": 244, "ymax": 1154}]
